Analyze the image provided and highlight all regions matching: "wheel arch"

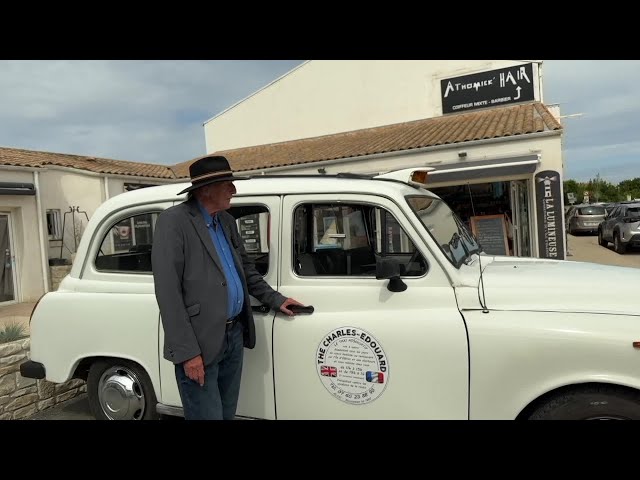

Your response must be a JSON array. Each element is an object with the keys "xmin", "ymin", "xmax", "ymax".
[
  {"xmin": 72, "ymin": 355, "xmax": 160, "ymax": 399},
  {"xmin": 516, "ymin": 382, "xmax": 640, "ymax": 420}
]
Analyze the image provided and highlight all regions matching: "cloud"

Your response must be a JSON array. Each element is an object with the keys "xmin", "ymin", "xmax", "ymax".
[
  {"xmin": 544, "ymin": 60, "xmax": 640, "ymax": 183},
  {"xmin": 0, "ymin": 60, "xmax": 304, "ymax": 164}
]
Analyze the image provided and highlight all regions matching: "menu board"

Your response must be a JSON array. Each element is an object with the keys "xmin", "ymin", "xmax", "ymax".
[{"xmin": 470, "ymin": 214, "xmax": 509, "ymax": 256}]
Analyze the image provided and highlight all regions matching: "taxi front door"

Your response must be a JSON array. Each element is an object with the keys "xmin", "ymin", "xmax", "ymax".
[{"xmin": 272, "ymin": 194, "xmax": 469, "ymax": 419}]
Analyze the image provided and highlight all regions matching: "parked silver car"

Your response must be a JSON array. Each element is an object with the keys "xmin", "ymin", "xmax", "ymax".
[
  {"xmin": 565, "ymin": 204, "xmax": 606, "ymax": 235},
  {"xmin": 598, "ymin": 202, "xmax": 640, "ymax": 254}
]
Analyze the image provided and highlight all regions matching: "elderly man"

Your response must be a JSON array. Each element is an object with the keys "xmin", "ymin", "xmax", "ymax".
[{"xmin": 151, "ymin": 154, "xmax": 303, "ymax": 420}]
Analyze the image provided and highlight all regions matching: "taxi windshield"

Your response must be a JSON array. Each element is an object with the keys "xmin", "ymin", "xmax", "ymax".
[{"xmin": 406, "ymin": 195, "xmax": 480, "ymax": 268}]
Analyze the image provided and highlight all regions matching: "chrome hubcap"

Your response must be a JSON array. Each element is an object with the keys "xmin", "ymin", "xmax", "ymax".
[{"xmin": 98, "ymin": 366, "xmax": 145, "ymax": 420}]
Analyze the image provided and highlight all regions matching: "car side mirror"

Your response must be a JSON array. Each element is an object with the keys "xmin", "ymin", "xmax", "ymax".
[{"xmin": 375, "ymin": 257, "xmax": 407, "ymax": 292}]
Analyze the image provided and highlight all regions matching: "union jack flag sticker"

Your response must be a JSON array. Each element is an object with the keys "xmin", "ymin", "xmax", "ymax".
[
  {"xmin": 321, "ymin": 365, "xmax": 338, "ymax": 377},
  {"xmin": 366, "ymin": 371, "xmax": 384, "ymax": 383}
]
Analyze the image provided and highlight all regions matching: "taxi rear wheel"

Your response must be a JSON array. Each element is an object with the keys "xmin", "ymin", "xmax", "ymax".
[
  {"xmin": 87, "ymin": 359, "xmax": 159, "ymax": 420},
  {"xmin": 529, "ymin": 386, "xmax": 640, "ymax": 420}
]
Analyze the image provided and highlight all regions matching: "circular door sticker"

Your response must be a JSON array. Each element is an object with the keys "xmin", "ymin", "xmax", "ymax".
[{"xmin": 316, "ymin": 327, "xmax": 389, "ymax": 405}]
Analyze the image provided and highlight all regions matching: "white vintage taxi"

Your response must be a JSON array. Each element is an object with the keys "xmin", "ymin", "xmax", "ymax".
[{"xmin": 20, "ymin": 168, "xmax": 640, "ymax": 420}]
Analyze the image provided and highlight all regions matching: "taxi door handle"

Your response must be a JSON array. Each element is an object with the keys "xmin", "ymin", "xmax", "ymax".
[
  {"xmin": 288, "ymin": 305, "xmax": 314, "ymax": 314},
  {"xmin": 252, "ymin": 304, "xmax": 271, "ymax": 314}
]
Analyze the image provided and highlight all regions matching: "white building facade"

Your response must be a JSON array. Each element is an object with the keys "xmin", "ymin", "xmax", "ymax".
[
  {"xmin": 202, "ymin": 60, "xmax": 566, "ymax": 263},
  {"xmin": 0, "ymin": 149, "xmax": 176, "ymax": 305}
]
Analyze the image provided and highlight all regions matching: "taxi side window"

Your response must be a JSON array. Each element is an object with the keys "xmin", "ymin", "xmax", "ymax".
[
  {"xmin": 95, "ymin": 212, "xmax": 159, "ymax": 273},
  {"xmin": 94, "ymin": 206, "xmax": 271, "ymax": 276},
  {"xmin": 293, "ymin": 203, "xmax": 427, "ymax": 277}
]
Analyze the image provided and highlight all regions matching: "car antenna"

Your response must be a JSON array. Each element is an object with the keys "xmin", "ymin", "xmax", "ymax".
[{"xmin": 467, "ymin": 183, "xmax": 489, "ymax": 314}]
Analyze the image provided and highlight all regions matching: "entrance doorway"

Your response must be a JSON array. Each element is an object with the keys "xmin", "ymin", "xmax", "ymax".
[
  {"xmin": 510, "ymin": 180, "xmax": 532, "ymax": 257},
  {"xmin": 429, "ymin": 180, "xmax": 532, "ymax": 257},
  {"xmin": 0, "ymin": 213, "xmax": 17, "ymax": 304}
]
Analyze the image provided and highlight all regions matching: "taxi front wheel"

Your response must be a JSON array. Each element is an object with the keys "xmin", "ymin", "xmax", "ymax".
[
  {"xmin": 528, "ymin": 385, "xmax": 640, "ymax": 420},
  {"xmin": 87, "ymin": 359, "xmax": 159, "ymax": 420}
]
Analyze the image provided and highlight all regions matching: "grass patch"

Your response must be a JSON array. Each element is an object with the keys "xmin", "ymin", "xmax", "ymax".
[{"xmin": 0, "ymin": 322, "xmax": 27, "ymax": 344}]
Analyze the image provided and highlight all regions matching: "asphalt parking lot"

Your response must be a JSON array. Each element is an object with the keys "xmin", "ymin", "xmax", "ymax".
[
  {"xmin": 25, "ymin": 233, "xmax": 640, "ymax": 420},
  {"xmin": 566, "ymin": 232, "xmax": 640, "ymax": 268}
]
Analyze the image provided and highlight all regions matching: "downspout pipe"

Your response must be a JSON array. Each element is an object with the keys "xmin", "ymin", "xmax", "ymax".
[{"xmin": 33, "ymin": 170, "xmax": 50, "ymax": 294}]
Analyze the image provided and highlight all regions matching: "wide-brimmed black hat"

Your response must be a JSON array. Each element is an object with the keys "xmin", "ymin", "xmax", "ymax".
[{"xmin": 177, "ymin": 154, "xmax": 249, "ymax": 195}]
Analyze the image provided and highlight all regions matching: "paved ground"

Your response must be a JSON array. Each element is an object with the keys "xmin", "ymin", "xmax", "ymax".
[
  {"xmin": 566, "ymin": 232, "xmax": 640, "ymax": 268},
  {"xmin": 7, "ymin": 235, "xmax": 640, "ymax": 420},
  {"xmin": 29, "ymin": 393, "xmax": 94, "ymax": 420},
  {"xmin": 0, "ymin": 301, "xmax": 35, "ymax": 334}
]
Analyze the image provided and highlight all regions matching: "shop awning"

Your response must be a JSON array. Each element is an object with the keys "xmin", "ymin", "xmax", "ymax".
[
  {"xmin": 0, "ymin": 182, "xmax": 36, "ymax": 195},
  {"xmin": 428, "ymin": 154, "xmax": 541, "ymax": 184}
]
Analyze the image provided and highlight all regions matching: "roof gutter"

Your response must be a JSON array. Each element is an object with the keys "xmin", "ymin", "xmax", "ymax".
[
  {"xmin": 0, "ymin": 165, "xmax": 41, "ymax": 173},
  {"xmin": 239, "ymin": 129, "xmax": 562, "ymax": 174}
]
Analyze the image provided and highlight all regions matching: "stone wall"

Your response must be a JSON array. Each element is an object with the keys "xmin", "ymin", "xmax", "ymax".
[
  {"xmin": 0, "ymin": 338, "xmax": 86, "ymax": 420},
  {"xmin": 50, "ymin": 265, "xmax": 72, "ymax": 291}
]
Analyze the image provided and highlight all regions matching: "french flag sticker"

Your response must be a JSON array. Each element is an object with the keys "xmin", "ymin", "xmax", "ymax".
[{"xmin": 366, "ymin": 371, "xmax": 384, "ymax": 383}]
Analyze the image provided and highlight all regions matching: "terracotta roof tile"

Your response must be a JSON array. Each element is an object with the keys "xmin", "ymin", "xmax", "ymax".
[
  {"xmin": 179, "ymin": 102, "xmax": 562, "ymax": 175},
  {"xmin": 0, "ymin": 147, "xmax": 175, "ymax": 179}
]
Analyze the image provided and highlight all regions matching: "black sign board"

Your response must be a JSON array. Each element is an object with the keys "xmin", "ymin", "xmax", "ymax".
[
  {"xmin": 535, "ymin": 170, "xmax": 565, "ymax": 260},
  {"xmin": 239, "ymin": 214, "xmax": 261, "ymax": 252},
  {"xmin": 441, "ymin": 63, "xmax": 535, "ymax": 114},
  {"xmin": 470, "ymin": 215, "xmax": 509, "ymax": 256}
]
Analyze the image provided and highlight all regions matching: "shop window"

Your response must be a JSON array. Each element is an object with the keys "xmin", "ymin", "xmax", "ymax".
[
  {"xmin": 124, "ymin": 183, "xmax": 159, "ymax": 192},
  {"xmin": 46, "ymin": 209, "xmax": 62, "ymax": 240}
]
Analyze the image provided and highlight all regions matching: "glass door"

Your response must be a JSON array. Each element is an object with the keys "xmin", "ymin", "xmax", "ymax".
[
  {"xmin": 0, "ymin": 213, "xmax": 17, "ymax": 304},
  {"xmin": 510, "ymin": 181, "xmax": 532, "ymax": 257}
]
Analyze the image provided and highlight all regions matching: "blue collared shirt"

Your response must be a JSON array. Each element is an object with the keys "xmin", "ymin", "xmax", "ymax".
[{"xmin": 197, "ymin": 201, "xmax": 244, "ymax": 319}]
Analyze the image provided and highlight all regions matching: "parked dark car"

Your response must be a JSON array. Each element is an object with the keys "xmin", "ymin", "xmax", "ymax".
[
  {"xmin": 598, "ymin": 202, "xmax": 640, "ymax": 254},
  {"xmin": 565, "ymin": 204, "xmax": 606, "ymax": 235}
]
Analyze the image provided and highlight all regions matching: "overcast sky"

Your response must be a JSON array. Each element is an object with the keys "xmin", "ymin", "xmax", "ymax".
[{"xmin": 0, "ymin": 60, "xmax": 637, "ymax": 183}]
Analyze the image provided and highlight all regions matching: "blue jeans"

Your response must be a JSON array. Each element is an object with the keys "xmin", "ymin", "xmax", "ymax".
[{"xmin": 175, "ymin": 321, "xmax": 244, "ymax": 420}]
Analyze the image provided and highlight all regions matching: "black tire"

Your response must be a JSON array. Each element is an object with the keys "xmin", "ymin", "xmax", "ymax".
[
  {"xmin": 598, "ymin": 228, "xmax": 608, "ymax": 247},
  {"xmin": 87, "ymin": 359, "xmax": 159, "ymax": 420},
  {"xmin": 529, "ymin": 386, "xmax": 640, "ymax": 420},
  {"xmin": 614, "ymin": 232, "xmax": 627, "ymax": 254}
]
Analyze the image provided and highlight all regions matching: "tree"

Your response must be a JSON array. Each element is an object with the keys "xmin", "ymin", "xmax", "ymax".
[
  {"xmin": 563, "ymin": 175, "xmax": 640, "ymax": 203},
  {"xmin": 563, "ymin": 179, "xmax": 584, "ymax": 204},
  {"xmin": 618, "ymin": 178, "xmax": 640, "ymax": 200}
]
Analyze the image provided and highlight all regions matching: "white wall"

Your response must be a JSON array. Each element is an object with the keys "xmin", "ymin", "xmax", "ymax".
[
  {"xmin": 204, "ymin": 60, "xmax": 542, "ymax": 152},
  {"xmin": 39, "ymin": 170, "xmax": 107, "ymax": 261},
  {"xmin": 0, "ymin": 169, "xmax": 44, "ymax": 302},
  {"xmin": 38, "ymin": 171, "xmax": 173, "ymax": 261}
]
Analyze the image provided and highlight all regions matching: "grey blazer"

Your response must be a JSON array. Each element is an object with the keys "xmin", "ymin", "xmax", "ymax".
[{"xmin": 151, "ymin": 198, "xmax": 286, "ymax": 367}]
